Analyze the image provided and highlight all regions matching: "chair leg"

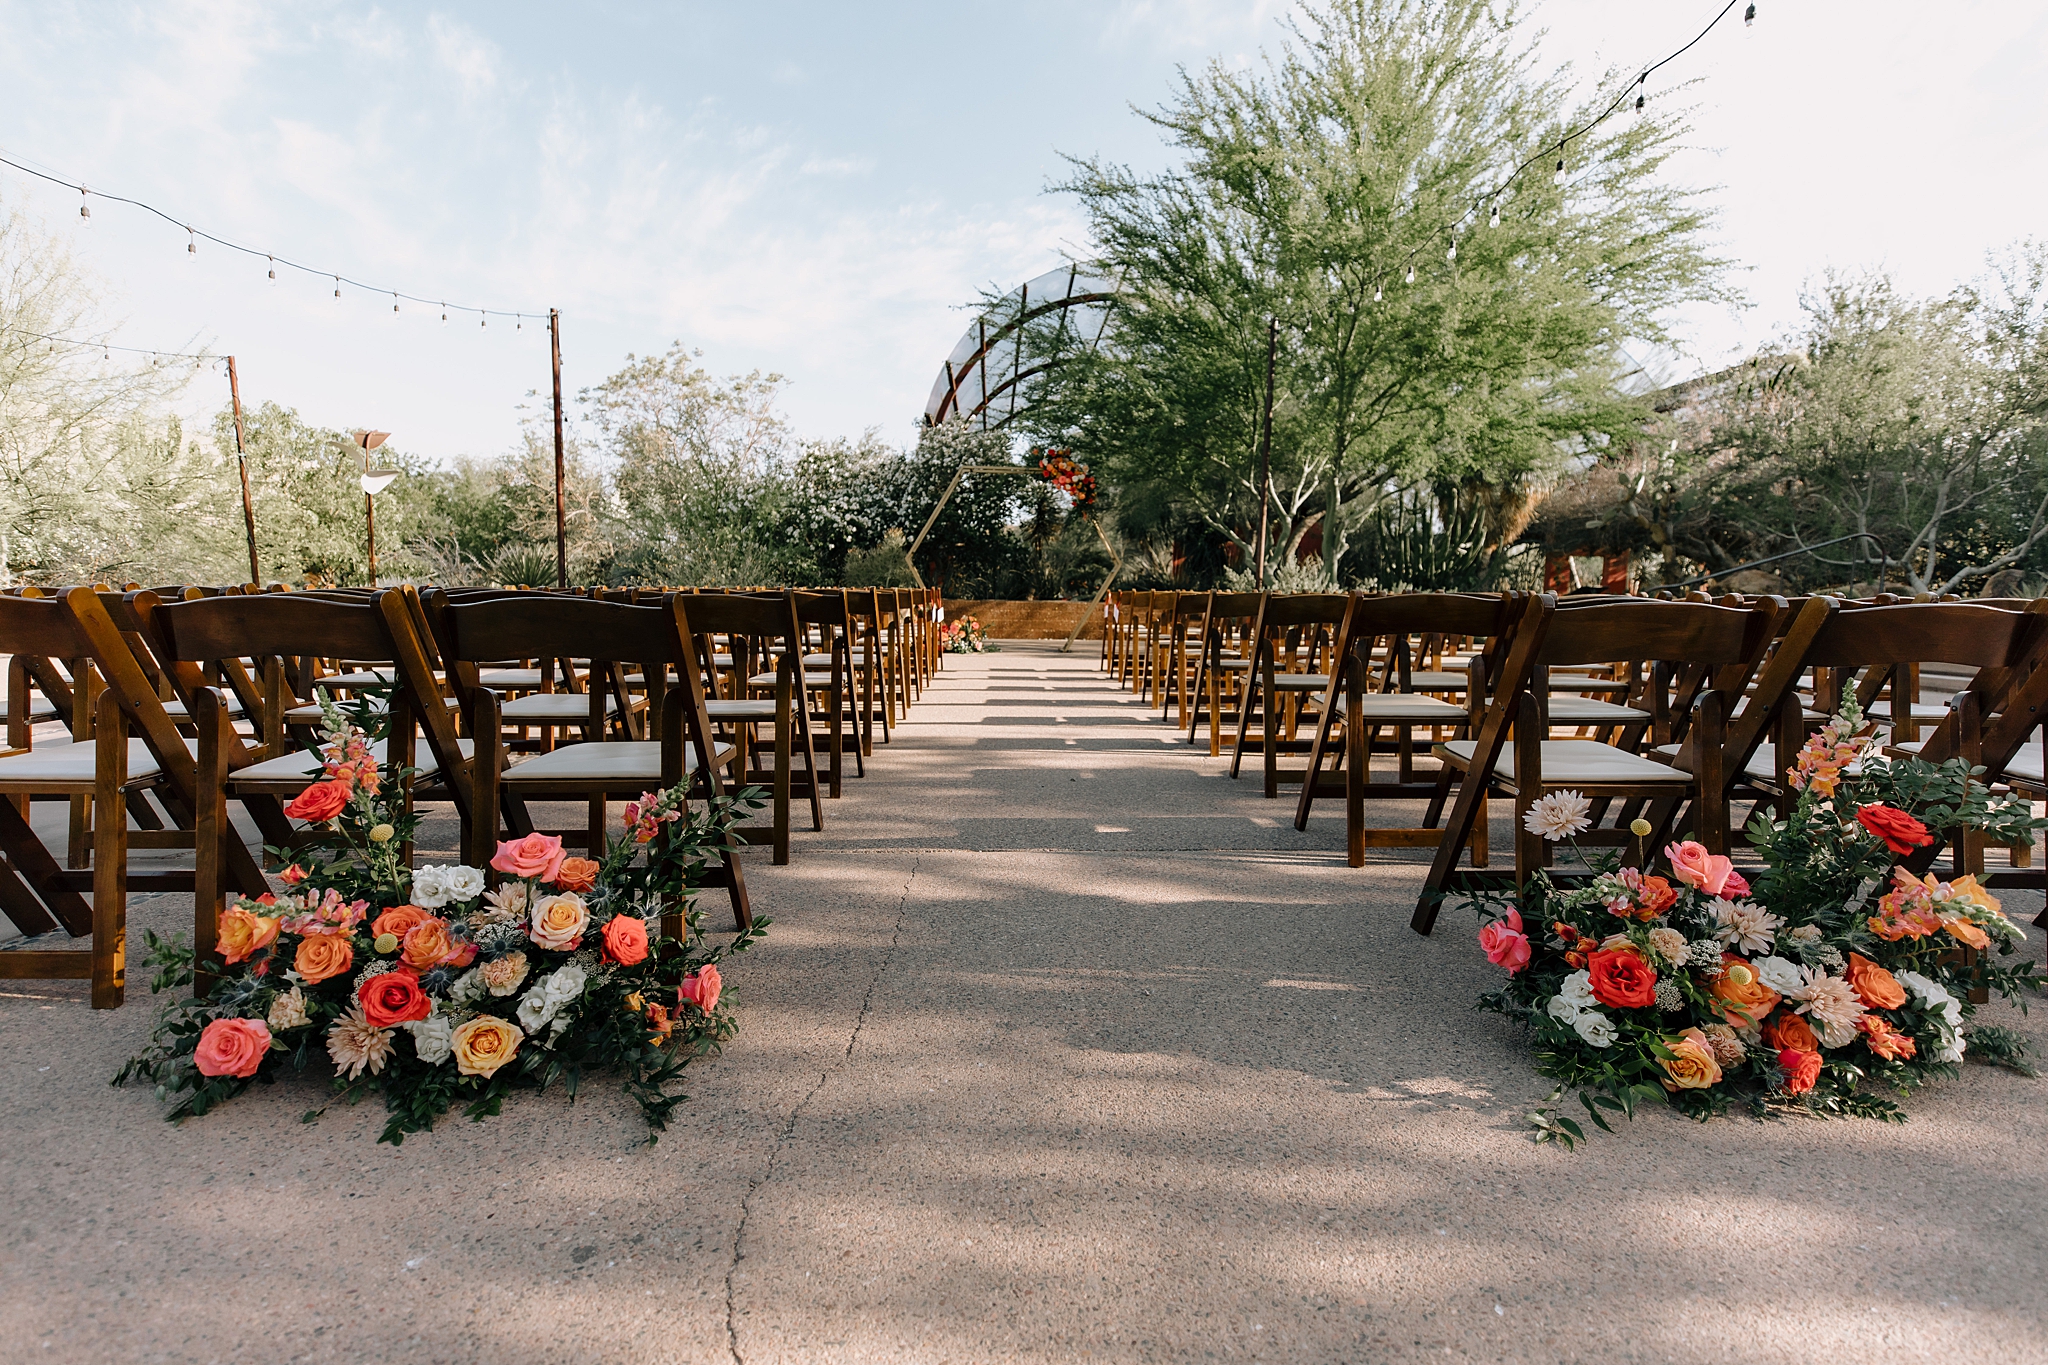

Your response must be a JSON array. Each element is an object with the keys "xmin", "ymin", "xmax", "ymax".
[{"xmin": 91, "ymin": 692, "xmax": 128, "ymax": 1010}]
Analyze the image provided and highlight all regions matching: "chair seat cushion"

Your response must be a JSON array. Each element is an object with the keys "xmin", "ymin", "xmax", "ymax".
[
  {"xmin": 707, "ymin": 699, "xmax": 779, "ymax": 720},
  {"xmin": 749, "ymin": 672, "xmax": 837, "ymax": 688},
  {"xmin": 234, "ymin": 738, "xmax": 472, "ymax": 785},
  {"xmin": 499, "ymin": 693, "xmax": 617, "ymax": 722},
  {"xmin": 1436, "ymin": 738, "xmax": 1694, "ymax": 788},
  {"xmin": 477, "ymin": 667, "xmax": 546, "ymax": 689},
  {"xmin": 504, "ymin": 741, "xmax": 724, "ymax": 785},
  {"xmin": 1268, "ymin": 674, "xmax": 1331, "ymax": 692},
  {"xmin": 1217, "ymin": 658, "xmax": 1253, "ymax": 671},
  {"xmin": 1402, "ymin": 670, "xmax": 1469, "ymax": 691},
  {"xmin": 0, "ymin": 738, "xmax": 165, "ymax": 785},
  {"xmin": 307, "ymin": 671, "xmax": 391, "ymax": 691},
  {"xmin": 1548, "ymin": 697, "xmax": 1651, "ymax": 725},
  {"xmin": 1342, "ymin": 693, "xmax": 1468, "ymax": 723},
  {"xmin": 160, "ymin": 694, "xmax": 246, "ymax": 721}
]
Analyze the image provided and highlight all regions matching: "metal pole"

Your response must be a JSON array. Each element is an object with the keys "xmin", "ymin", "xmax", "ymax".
[
  {"xmin": 550, "ymin": 308, "xmax": 567, "ymax": 589},
  {"xmin": 1254, "ymin": 316, "xmax": 1276, "ymax": 588},
  {"xmin": 365, "ymin": 489, "xmax": 377, "ymax": 585},
  {"xmin": 226, "ymin": 356, "xmax": 260, "ymax": 585}
]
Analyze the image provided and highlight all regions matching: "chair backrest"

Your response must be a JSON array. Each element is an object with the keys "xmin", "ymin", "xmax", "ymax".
[
  {"xmin": 0, "ymin": 593, "xmax": 94, "ymax": 749},
  {"xmin": 1799, "ymin": 601, "xmax": 2038, "ymax": 673},
  {"xmin": 1535, "ymin": 598, "xmax": 1773, "ymax": 670}
]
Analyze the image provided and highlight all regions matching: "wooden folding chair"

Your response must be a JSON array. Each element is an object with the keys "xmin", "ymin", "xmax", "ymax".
[
  {"xmin": 1185, "ymin": 592, "xmax": 1264, "ymax": 756},
  {"xmin": 1230, "ymin": 593, "xmax": 1350, "ymax": 796},
  {"xmin": 676, "ymin": 591, "xmax": 821, "ymax": 864},
  {"xmin": 1413, "ymin": 594, "xmax": 1784, "ymax": 932},
  {"xmin": 430, "ymin": 592, "xmax": 752, "ymax": 930}
]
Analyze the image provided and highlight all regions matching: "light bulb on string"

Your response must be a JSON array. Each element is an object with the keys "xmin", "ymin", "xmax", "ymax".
[
  {"xmin": 267, "ymin": 255, "xmax": 276, "ymax": 282},
  {"xmin": 392, "ymin": 293, "xmax": 399, "ymax": 313},
  {"xmin": 441, "ymin": 303, "xmax": 448, "ymax": 324},
  {"xmin": 1745, "ymin": 3, "xmax": 1756, "ymax": 26},
  {"xmin": 187, "ymin": 228, "xmax": 197, "ymax": 256},
  {"xmin": 334, "ymin": 276, "xmax": 341, "ymax": 300},
  {"xmin": 1446, "ymin": 240, "xmax": 1457, "ymax": 263},
  {"xmin": 79, "ymin": 187, "xmax": 90, "ymax": 224},
  {"xmin": 1554, "ymin": 155, "xmax": 1565, "ymax": 183},
  {"xmin": 1404, "ymin": 263, "xmax": 1415, "ymax": 285},
  {"xmin": 516, "ymin": 314, "xmax": 522, "ymax": 330},
  {"xmin": 1373, "ymin": 282, "xmax": 1383, "ymax": 303},
  {"xmin": 1488, "ymin": 203, "xmax": 1500, "ymax": 228}
]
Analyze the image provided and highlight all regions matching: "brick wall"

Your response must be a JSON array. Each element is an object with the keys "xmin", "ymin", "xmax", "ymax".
[{"xmin": 942, "ymin": 599, "xmax": 1107, "ymax": 640}]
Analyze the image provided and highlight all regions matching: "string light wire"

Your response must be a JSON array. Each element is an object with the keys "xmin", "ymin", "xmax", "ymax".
[{"xmin": 0, "ymin": 150, "xmax": 545, "ymax": 321}]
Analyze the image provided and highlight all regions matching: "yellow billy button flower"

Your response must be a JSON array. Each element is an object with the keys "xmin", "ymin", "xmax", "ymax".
[
  {"xmin": 373, "ymin": 932, "xmax": 400, "ymax": 955},
  {"xmin": 1722, "ymin": 961, "xmax": 1756, "ymax": 988},
  {"xmin": 368, "ymin": 823, "xmax": 396, "ymax": 843},
  {"xmin": 1629, "ymin": 818, "xmax": 1653, "ymax": 838}
]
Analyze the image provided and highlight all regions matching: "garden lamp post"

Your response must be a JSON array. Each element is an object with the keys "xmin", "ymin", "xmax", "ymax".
[{"xmin": 350, "ymin": 429, "xmax": 399, "ymax": 585}]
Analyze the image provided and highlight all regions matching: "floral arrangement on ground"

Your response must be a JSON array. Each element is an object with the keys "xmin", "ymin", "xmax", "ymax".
[
  {"xmin": 942, "ymin": 614, "xmax": 994, "ymax": 653},
  {"xmin": 1469, "ymin": 698, "xmax": 2041, "ymax": 1146},
  {"xmin": 115, "ymin": 702, "xmax": 769, "ymax": 1144}
]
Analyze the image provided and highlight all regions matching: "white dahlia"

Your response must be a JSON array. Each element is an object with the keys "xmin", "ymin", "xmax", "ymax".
[
  {"xmin": 1794, "ymin": 971, "xmax": 1867, "ymax": 1049},
  {"xmin": 1710, "ymin": 898, "xmax": 1784, "ymax": 955},
  {"xmin": 1522, "ymin": 790, "xmax": 1592, "ymax": 842}
]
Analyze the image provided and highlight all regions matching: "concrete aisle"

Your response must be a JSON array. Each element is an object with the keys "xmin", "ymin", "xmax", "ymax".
[{"xmin": 1, "ymin": 641, "xmax": 2044, "ymax": 1364}]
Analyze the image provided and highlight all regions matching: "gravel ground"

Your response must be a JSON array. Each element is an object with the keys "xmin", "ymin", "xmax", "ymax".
[{"xmin": 2, "ymin": 640, "xmax": 2043, "ymax": 1364}]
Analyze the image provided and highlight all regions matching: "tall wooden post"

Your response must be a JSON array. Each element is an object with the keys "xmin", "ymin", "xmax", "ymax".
[
  {"xmin": 550, "ymin": 308, "xmax": 567, "ymax": 589},
  {"xmin": 365, "ymin": 490, "xmax": 378, "ymax": 585},
  {"xmin": 1254, "ymin": 317, "xmax": 1277, "ymax": 588},
  {"xmin": 226, "ymin": 356, "xmax": 261, "ymax": 586}
]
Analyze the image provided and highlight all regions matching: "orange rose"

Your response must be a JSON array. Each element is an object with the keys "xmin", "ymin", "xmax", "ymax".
[
  {"xmin": 1778, "ymin": 1047, "xmax": 1822, "ymax": 1095},
  {"xmin": 1659, "ymin": 1028, "xmax": 1724, "ymax": 1091},
  {"xmin": 1843, "ymin": 952, "xmax": 1907, "ymax": 1010},
  {"xmin": 283, "ymin": 779, "xmax": 351, "ymax": 823},
  {"xmin": 399, "ymin": 917, "xmax": 459, "ymax": 970},
  {"xmin": 1760, "ymin": 1010, "xmax": 1818, "ymax": 1054},
  {"xmin": 292, "ymin": 932, "xmax": 355, "ymax": 984},
  {"xmin": 1857, "ymin": 1015, "xmax": 1918, "ymax": 1061},
  {"xmin": 217, "ymin": 906, "xmax": 281, "ymax": 965},
  {"xmin": 602, "ymin": 914, "xmax": 649, "ymax": 966},
  {"xmin": 372, "ymin": 904, "xmax": 433, "ymax": 941},
  {"xmin": 555, "ymin": 857, "xmax": 601, "ymax": 893},
  {"xmin": 1633, "ymin": 876, "xmax": 1677, "ymax": 919},
  {"xmin": 1706, "ymin": 954, "xmax": 1782, "ymax": 1029}
]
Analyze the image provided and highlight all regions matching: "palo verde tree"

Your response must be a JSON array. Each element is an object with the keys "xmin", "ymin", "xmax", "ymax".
[{"xmin": 1021, "ymin": 0, "xmax": 1728, "ymax": 585}]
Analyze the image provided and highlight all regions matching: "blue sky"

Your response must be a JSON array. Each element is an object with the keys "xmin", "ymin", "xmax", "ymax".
[{"xmin": 2, "ymin": 0, "xmax": 2044, "ymax": 464}]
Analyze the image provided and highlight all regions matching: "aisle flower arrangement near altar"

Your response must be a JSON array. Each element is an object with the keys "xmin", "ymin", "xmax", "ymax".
[
  {"xmin": 116, "ymin": 705, "xmax": 767, "ymax": 1144},
  {"xmin": 942, "ymin": 614, "xmax": 993, "ymax": 653},
  {"xmin": 1470, "ymin": 699, "xmax": 2041, "ymax": 1146}
]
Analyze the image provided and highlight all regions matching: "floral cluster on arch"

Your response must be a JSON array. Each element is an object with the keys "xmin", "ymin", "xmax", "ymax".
[
  {"xmin": 116, "ymin": 708, "xmax": 768, "ymax": 1144},
  {"xmin": 1033, "ymin": 447, "xmax": 1098, "ymax": 508},
  {"xmin": 1470, "ymin": 696, "xmax": 2041, "ymax": 1144}
]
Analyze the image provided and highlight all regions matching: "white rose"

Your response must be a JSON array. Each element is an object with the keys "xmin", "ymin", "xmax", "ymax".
[
  {"xmin": 1557, "ymin": 970, "xmax": 1597, "ymax": 1013},
  {"xmin": 409, "ymin": 865, "xmax": 452, "ymax": 910},
  {"xmin": 1573, "ymin": 1010, "xmax": 1617, "ymax": 1048},
  {"xmin": 1753, "ymin": 955, "xmax": 1805, "ymax": 998},
  {"xmin": 444, "ymin": 865, "xmax": 486, "ymax": 902},
  {"xmin": 448, "ymin": 968, "xmax": 487, "ymax": 1004},
  {"xmin": 543, "ymin": 962, "xmax": 587, "ymax": 1011},
  {"xmin": 515, "ymin": 963, "xmax": 590, "ymax": 1033},
  {"xmin": 515, "ymin": 985, "xmax": 553, "ymax": 1033},
  {"xmin": 1546, "ymin": 995, "xmax": 1583, "ymax": 1024},
  {"xmin": 406, "ymin": 1011, "xmax": 454, "ymax": 1065}
]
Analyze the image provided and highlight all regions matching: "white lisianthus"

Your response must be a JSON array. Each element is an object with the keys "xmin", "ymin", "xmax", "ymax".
[
  {"xmin": 1753, "ymin": 955, "xmax": 1806, "ymax": 998},
  {"xmin": 445, "ymin": 865, "xmax": 486, "ymax": 903},
  {"xmin": 1897, "ymin": 970, "xmax": 1966, "ymax": 1063},
  {"xmin": 515, "ymin": 963, "xmax": 591, "ymax": 1033},
  {"xmin": 406, "ymin": 1010, "xmax": 454, "ymax": 1065},
  {"xmin": 1573, "ymin": 1010, "xmax": 1617, "ymax": 1048},
  {"xmin": 1556, "ymin": 970, "xmax": 1597, "ymax": 1013},
  {"xmin": 410, "ymin": 865, "xmax": 453, "ymax": 910},
  {"xmin": 448, "ymin": 967, "xmax": 487, "ymax": 1005},
  {"xmin": 1546, "ymin": 995, "xmax": 1582, "ymax": 1024}
]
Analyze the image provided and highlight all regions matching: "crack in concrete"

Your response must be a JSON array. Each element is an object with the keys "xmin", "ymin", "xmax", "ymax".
[{"xmin": 724, "ymin": 854, "xmax": 920, "ymax": 1365}]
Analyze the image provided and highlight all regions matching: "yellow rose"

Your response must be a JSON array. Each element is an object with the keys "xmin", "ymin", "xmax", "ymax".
[
  {"xmin": 528, "ymin": 892, "xmax": 590, "ymax": 951},
  {"xmin": 1659, "ymin": 1027, "xmax": 1725, "ymax": 1092},
  {"xmin": 450, "ymin": 1016, "xmax": 524, "ymax": 1078}
]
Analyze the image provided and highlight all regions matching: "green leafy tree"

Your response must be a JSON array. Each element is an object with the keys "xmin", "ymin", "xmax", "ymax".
[{"xmin": 1022, "ymin": 0, "xmax": 1727, "ymax": 585}]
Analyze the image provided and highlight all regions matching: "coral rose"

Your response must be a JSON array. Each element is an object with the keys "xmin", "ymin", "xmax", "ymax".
[
  {"xmin": 399, "ymin": 917, "xmax": 467, "ymax": 971},
  {"xmin": 529, "ymin": 892, "xmax": 589, "ymax": 952},
  {"xmin": 450, "ymin": 1016, "xmax": 524, "ymax": 1077},
  {"xmin": 1658, "ymin": 1028, "xmax": 1724, "ymax": 1091},
  {"xmin": 1760, "ymin": 1009, "xmax": 1819, "ymax": 1054},
  {"xmin": 554, "ymin": 857, "xmax": 601, "ymax": 893},
  {"xmin": 1706, "ymin": 954, "xmax": 1782, "ymax": 1028},
  {"xmin": 216, "ymin": 906, "xmax": 281, "ymax": 965},
  {"xmin": 1779, "ymin": 1047, "xmax": 1822, "ymax": 1095},
  {"xmin": 602, "ymin": 914, "xmax": 650, "ymax": 966},
  {"xmin": 491, "ymin": 832, "xmax": 566, "ymax": 884},
  {"xmin": 678, "ymin": 963, "xmax": 722, "ymax": 1015},
  {"xmin": 1858, "ymin": 1014, "xmax": 1918, "ymax": 1061},
  {"xmin": 283, "ymin": 779, "xmax": 350, "ymax": 823},
  {"xmin": 292, "ymin": 932, "xmax": 354, "ymax": 984},
  {"xmin": 193, "ymin": 1017, "xmax": 272, "ymax": 1079},
  {"xmin": 1844, "ymin": 952, "xmax": 1907, "ymax": 1010},
  {"xmin": 358, "ymin": 969, "xmax": 431, "ymax": 1028},
  {"xmin": 371, "ymin": 904, "xmax": 432, "ymax": 941},
  {"xmin": 1587, "ymin": 948, "xmax": 1657, "ymax": 1010},
  {"xmin": 1856, "ymin": 804, "xmax": 1934, "ymax": 855}
]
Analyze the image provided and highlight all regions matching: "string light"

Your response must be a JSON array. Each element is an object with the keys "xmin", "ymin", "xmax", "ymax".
[
  {"xmin": 393, "ymin": 293, "xmax": 400, "ymax": 313},
  {"xmin": 267, "ymin": 255, "xmax": 276, "ymax": 281},
  {"xmin": 1745, "ymin": 3, "xmax": 1756, "ymax": 25},
  {"xmin": 441, "ymin": 302, "xmax": 448, "ymax": 324},
  {"xmin": 1, "ymin": 325, "xmax": 210, "ymax": 363},
  {"xmin": 0, "ymin": 151, "xmax": 542, "ymax": 324},
  {"xmin": 1373, "ymin": 282, "xmax": 1383, "ymax": 303},
  {"xmin": 1446, "ymin": 240, "xmax": 1457, "ymax": 262},
  {"xmin": 1405, "ymin": 263, "xmax": 1415, "ymax": 285},
  {"xmin": 1488, "ymin": 203, "xmax": 1500, "ymax": 228}
]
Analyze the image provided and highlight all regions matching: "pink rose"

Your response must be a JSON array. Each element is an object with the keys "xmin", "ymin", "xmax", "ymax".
[
  {"xmin": 677, "ymin": 964, "xmax": 722, "ymax": 1015},
  {"xmin": 193, "ymin": 1017, "xmax": 273, "ymax": 1079},
  {"xmin": 491, "ymin": 832, "xmax": 566, "ymax": 884},
  {"xmin": 1478, "ymin": 909, "xmax": 1531, "ymax": 974},
  {"xmin": 1664, "ymin": 840, "xmax": 1741, "ymax": 897}
]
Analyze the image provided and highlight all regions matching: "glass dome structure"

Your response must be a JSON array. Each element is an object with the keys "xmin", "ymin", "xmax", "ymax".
[{"xmin": 922, "ymin": 264, "xmax": 1116, "ymax": 429}]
